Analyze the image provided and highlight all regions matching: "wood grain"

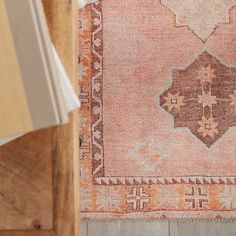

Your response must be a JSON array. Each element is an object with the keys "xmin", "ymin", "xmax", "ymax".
[
  {"xmin": 86, "ymin": 222, "xmax": 236, "ymax": 236},
  {"xmin": 0, "ymin": 129, "xmax": 53, "ymax": 230},
  {"xmin": 87, "ymin": 222, "xmax": 169, "ymax": 236},
  {"xmin": 87, "ymin": 223, "xmax": 122, "ymax": 236},
  {"xmin": 0, "ymin": 0, "xmax": 79, "ymax": 235},
  {"xmin": 42, "ymin": 1, "xmax": 79, "ymax": 236},
  {"xmin": 170, "ymin": 222, "xmax": 236, "ymax": 236},
  {"xmin": 170, "ymin": 222, "xmax": 196, "ymax": 236},
  {"xmin": 121, "ymin": 222, "xmax": 169, "ymax": 236}
]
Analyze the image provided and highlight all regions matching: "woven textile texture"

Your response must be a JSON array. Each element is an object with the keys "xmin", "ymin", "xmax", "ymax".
[{"xmin": 79, "ymin": 0, "xmax": 236, "ymax": 221}]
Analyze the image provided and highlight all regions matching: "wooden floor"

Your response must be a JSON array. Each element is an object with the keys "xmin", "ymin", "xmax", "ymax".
[{"xmin": 81, "ymin": 221, "xmax": 236, "ymax": 236}]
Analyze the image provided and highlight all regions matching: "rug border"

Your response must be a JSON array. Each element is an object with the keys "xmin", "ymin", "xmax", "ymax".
[{"xmin": 90, "ymin": 0, "xmax": 236, "ymax": 186}]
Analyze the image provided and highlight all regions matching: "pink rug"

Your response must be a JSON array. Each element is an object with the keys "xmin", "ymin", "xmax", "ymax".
[{"xmin": 79, "ymin": 0, "xmax": 236, "ymax": 221}]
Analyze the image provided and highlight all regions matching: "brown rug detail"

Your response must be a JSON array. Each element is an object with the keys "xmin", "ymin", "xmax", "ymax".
[{"xmin": 160, "ymin": 51, "xmax": 236, "ymax": 147}]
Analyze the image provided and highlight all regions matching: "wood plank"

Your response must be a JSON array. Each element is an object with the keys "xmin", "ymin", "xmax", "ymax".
[
  {"xmin": 0, "ymin": 231, "xmax": 56, "ymax": 236},
  {"xmin": 170, "ymin": 222, "xmax": 236, "ymax": 236},
  {"xmin": 87, "ymin": 222, "xmax": 169, "ymax": 236},
  {"xmin": 42, "ymin": 1, "xmax": 79, "ymax": 236},
  {"xmin": 88, "ymin": 222, "xmax": 122, "ymax": 236},
  {"xmin": 170, "ymin": 222, "xmax": 196, "ymax": 236},
  {"xmin": 87, "ymin": 221, "xmax": 236, "ymax": 236},
  {"xmin": 121, "ymin": 222, "xmax": 169, "ymax": 236},
  {"xmin": 80, "ymin": 222, "xmax": 88, "ymax": 236},
  {"xmin": 0, "ymin": 129, "xmax": 53, "ymax": 230},
  {"xmin": 197, "ymin": 222, "xmax": 236, "ymax": 236}
]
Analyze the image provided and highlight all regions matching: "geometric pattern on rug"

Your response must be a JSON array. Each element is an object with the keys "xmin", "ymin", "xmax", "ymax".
[
  {"xmin": 160, "ymin": 0, "xmax": 236, "ymax": 42},
  {"xmin": 79, "ymin": 0, "xmax": 236, "ymax": 221},
  {"xmin": 160, "ymin": 51, "xmax": 236, "ymax": 147}
]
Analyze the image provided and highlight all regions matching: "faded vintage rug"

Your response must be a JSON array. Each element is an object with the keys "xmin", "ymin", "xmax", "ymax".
[{"xmin": 79, "ymin": 0, "xmax": 236, "ymax": 221}]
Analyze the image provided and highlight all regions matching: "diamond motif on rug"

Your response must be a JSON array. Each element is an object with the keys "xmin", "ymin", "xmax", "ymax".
[
  {"xmin": 160, "ymin": 0, "xmax": 236, "ymax": 41},
  {"xmin": 160, "ymin": 51, "xmax": 236, "ymax": 147}
]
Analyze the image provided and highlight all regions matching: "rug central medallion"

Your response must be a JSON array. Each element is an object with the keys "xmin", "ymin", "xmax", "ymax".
[
  {"xmin": 160, "ymin": 51, "xmax": 236, "ymax": 147},
  {"xmin": 161, "ymin": 0, "xmax": 236, "ymax": 41}
]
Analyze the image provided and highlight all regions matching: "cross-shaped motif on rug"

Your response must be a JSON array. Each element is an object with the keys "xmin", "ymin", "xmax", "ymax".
[
  {"xmin": 160, "ymin": 51, "xmax": 236, "ymax": 147},
  {"xmin": 185, "ymin": 186, "xmax": 209, "ymax": 209},
  {"xmin": 126, "ymin": 187, "xmax": 150, "ymax": 211}
]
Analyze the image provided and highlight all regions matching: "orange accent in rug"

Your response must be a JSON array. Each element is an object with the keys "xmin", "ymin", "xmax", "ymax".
[{"xmin": 79, "ymin": 0, "xmax": 236, "ymax": 220}]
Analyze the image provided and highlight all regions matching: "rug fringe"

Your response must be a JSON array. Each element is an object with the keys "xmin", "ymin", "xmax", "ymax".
[{"xmin": 81, "ymin": 218, "xmax": 236, "ymax": 223}]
